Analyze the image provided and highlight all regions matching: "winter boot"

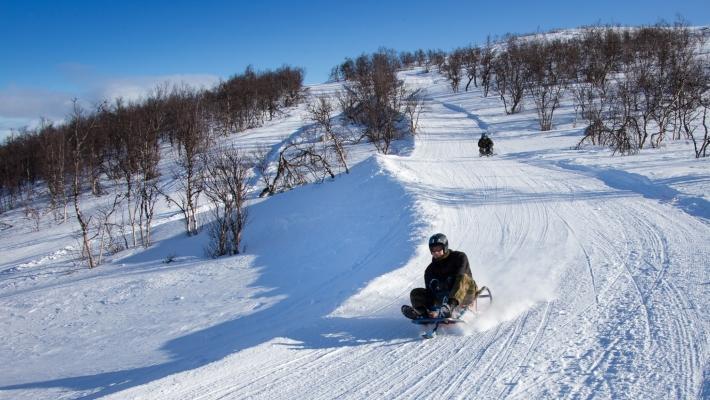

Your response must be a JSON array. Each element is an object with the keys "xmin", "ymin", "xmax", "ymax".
[{"xmin": 401, "ymin": 305, "xmax": 426, "ymax": 320}]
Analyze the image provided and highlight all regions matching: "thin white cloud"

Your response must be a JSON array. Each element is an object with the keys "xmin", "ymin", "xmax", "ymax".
[
  {"xmin": 0, "ymin": 86, "xmax": 75, "ymax": 120},
  {"xmin": 91, "ymin": 74, "xmax": 221, "ymax": 103},
  {"xmin": 0, "ymin": 117, "xmax": 37, "ymax": 142},
  {"xmin": 0, "ymin": 73, "xmax": 221, "ymax": 139}
]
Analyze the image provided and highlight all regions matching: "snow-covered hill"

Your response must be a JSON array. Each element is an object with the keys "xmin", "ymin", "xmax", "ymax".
[{"xmin": 1, "ymin": 68, "xmax": 708, "ymax": 399}]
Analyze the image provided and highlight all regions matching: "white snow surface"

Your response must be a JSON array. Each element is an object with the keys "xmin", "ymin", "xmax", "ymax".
[{"xmin": 1, "ymin": 68, "xmax": 708, "ymax": 400}]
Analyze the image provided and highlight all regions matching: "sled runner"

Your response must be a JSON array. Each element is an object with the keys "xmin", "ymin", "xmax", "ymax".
[{"xmin": 403, "ymin": 286, "xmax": 492, "ymax": 339}]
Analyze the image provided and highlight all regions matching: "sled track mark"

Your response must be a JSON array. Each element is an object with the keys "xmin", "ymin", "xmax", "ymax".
[
  {"xmin": 314, "ymin": 340, "xmax": 426, "ymax": 400},
  {"xmin": 191, "ymin": 349, "xmax": 334, "ymax": 400},
  {"xmin": 659, "ymin": 280, "xmax": 697, "ymax": 397},
  {"xmin": 471, "ymin": 312, "xmax": 530, "ymax": 396},
  {"xmin": 434, "ymin": 334, "xmax": 497, "ymax": 400},
  {"xmin": 241, "ymin": 343, "xmax": 387, "ymax": 400},
  {"xmin": 393, "ymin": 358, "xmax": 448, "ymax": 399},
  {"xmin": 568, "ymin": 202, "xmax": 699, "ymax": 399},
  {"xmin": 557, "ymin": 211, "xmax": 598, "ymax": 306},
  {"xmin": 564, "ymin": 206, "xmax": 656, "ymax": 399},
  {"xmin": 499, "ymin": 301, "xmax": 552, "ymax": 399}
]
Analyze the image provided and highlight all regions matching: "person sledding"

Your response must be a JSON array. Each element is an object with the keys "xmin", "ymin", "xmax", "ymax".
[
  {"xmin": 402, "ymin": 233, "xmax": 478, "ymax": 320},
  {"xmin": 478, "ymin": 133, "xmax": 494, "ymax": 156}
]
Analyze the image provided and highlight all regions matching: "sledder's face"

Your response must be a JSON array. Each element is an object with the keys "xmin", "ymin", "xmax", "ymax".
[{"xmin": 430, "ymin": 245, "xmax": 445, "ymax": 259}]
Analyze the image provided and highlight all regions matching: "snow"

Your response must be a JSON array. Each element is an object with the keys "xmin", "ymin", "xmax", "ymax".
[{"xmin": 1, "ymin": 66, "xmax": 708, "ymax": 399}]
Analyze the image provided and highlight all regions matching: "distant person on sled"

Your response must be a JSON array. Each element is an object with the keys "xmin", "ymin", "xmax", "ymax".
[
  {"xmin": 478, "ymin": 133, "xmax": 493, "ymax": 156},
  {"xmin": 401, "ymin": 233, "xmax": 478, "ymax": 320}
]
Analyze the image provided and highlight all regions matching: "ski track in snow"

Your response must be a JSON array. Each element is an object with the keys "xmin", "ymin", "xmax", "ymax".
[{"xmin": 0, "ymin": 68, "xmax": 708, "ymax": 400}]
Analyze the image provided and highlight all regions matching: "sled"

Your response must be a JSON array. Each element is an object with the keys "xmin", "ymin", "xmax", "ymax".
[
  {"xmin": 469, "ymin": 285, "xmax": 492, "ymax": 311},
  {"xmin": 411, "ymin": 316, "xmax": 466, "ymax": 325},
  {"xmin": 413, "ymin": 286, "xmax": 492, "ymax": 339}
]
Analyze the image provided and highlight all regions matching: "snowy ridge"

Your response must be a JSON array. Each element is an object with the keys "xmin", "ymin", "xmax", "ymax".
[{"xmin": 1, "ymin": 67, "xmax": 708, "ymax": 399}]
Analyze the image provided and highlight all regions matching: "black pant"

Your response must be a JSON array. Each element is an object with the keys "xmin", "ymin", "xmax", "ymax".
[{"xmin": 410, "ymin": 275, "xmax": 477, "ymax": 312}]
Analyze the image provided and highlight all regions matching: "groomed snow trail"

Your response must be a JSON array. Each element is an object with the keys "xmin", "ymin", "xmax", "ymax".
[{"xmin": 95, "ymin": 72, "xmax": 708, "ymax": 399}]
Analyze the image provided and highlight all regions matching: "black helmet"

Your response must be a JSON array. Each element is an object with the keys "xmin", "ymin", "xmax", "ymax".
[{"xmin": 428, "ymin": 233, "xmax": 448, "ymax": 252}]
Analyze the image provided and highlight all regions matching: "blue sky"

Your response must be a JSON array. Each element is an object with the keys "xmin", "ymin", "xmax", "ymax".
[{"xmin": 1, "ymin": 0, "xmax": 708, "ymax": 139}]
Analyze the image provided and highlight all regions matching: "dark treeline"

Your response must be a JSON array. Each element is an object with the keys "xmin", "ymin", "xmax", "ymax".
[
  {"xmin": 207, "ymin": 66, "xmax": 303, "ymax": 134},
  {"xmin": 0, "ymin": 66, "xmax": 303, "ymax": 265},
  {"xmin": 0, "ymin": 66, "xmax": 303, "ymax": 211},
  {"xmin": 330, "ymin": 48, "xmax": 447, "ymax": 82}
]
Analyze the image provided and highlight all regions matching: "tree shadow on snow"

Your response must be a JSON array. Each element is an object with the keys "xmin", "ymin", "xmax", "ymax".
[{"xmin": 0, "ymin": 157, "xmax": 425, "ymax": 399}]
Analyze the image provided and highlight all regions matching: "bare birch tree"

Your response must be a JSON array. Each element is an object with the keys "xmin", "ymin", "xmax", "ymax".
[
  {"xmin": 524, "ymin": 40, "xmax": 568, "ymax": 131},
  {"xmin": 404, "ymin": 89, "xmax": 425, "ymax": 134},
  {"xmin": 260, "ymin": 141, "xmax": 335, "ymax": 197},
  {"xmin": 162, "ymin": 88, "xmax": 209, "ymax": 236},
  {"xmin": 493, "ymin": 37, "xmax": 527, "ymax": 114},
  {"xmin": 203, "ymin": 146, "xmax": 251, "ymax": 256},
  {"xmin": 442, "ymin": 50, "xmax": 463, "ymax": 92},
  {"xmin": 462, "ymin": 46, "xmax": 481, "ymax": 91},
  {"xmin": 307, "ymin": 96, "xmax": 349, "ymax": 173},
  {"xmin": 67, "ymin": 100, "xmax": 99, "ymax": 267},
  {"xmin": 479, "ymin": 37, "xmax": 495, "ymax": 97}
]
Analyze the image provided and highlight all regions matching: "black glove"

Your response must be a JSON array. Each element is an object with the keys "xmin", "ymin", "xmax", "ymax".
[{"xmin": 428, "ymin": 279, "xmax": 441, "ymax": 292}]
